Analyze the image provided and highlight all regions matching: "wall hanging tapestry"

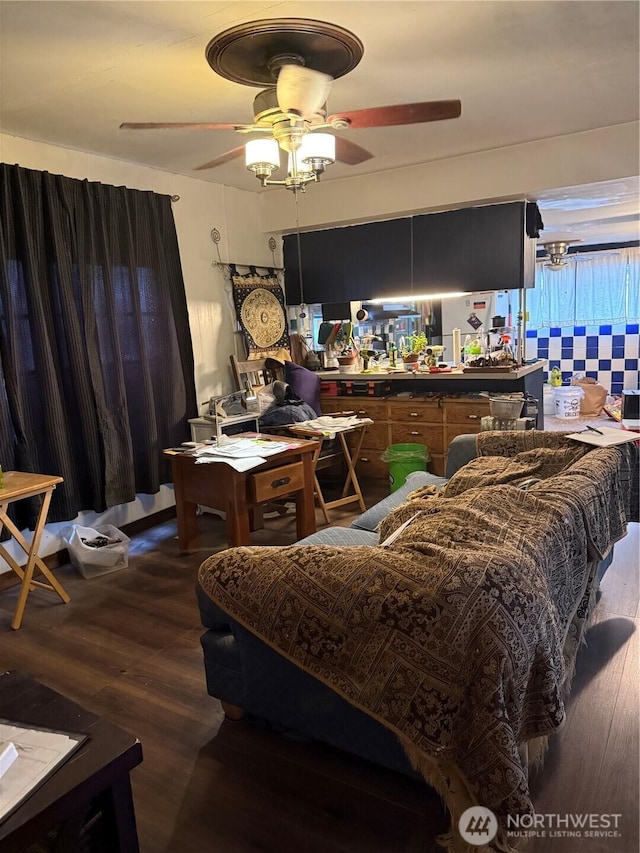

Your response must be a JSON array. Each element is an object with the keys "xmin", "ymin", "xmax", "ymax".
[{"xmin": 231, "ymin": 265, "xmax": 290, "ymax": 358}]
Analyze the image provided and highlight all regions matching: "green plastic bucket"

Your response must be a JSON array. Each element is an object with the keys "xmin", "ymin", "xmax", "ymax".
[{"xmin": 380, "ymin": 443, "xmax": 430, "ymax": 493}]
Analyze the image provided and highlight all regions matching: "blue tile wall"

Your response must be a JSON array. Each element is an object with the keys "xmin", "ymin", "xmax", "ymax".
[{"xmin": 526, "ymin": 323, "xmax": 640, "ymax": 396}]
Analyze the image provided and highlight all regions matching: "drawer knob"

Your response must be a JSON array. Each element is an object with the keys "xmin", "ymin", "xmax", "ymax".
[
  {"xmin": 410, "ymin": 431, "xmax": 419, "ymax": 435},
  {"xmin": 409, "ymin": 412, "xmax": 419, "ymax": 417},
  {"xmin": 359, "ymin": 457, "xmax": 370, "ymax": 462},
  {"xmin": 271, "ymin": 476, "xmax": 291, "ymax": 489},
  {"xmin": 468, "ymin": 414, "xmax": 479, "ymax": 419}
]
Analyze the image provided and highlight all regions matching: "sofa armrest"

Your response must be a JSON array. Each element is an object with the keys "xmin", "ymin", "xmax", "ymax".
[
  {"xmin": 350, "ymin": 471, "xmax": 448, "ymax": 532},
  {"xmin": 445, "ymin": 434, "xmax": 479, "ymax": 478}
]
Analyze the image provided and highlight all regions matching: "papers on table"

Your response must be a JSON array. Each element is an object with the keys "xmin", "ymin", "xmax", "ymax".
[
  {"xmin": 566, "ymin": 426, "xmax": 640, "ymax": 447},
  {"xmin": 0, "ymin": 721, "xmax": 86, "ymax": 822},
  {"xmin": 193, "ymin": 437, "xmax": 296, "ymax": 471},
  {"xmin": 289, "ymin": 416, "xmax": 373, "ymax": 438},
  {"xmin": 0, "ymin": 740, "xmax": 18, "ymax": 777}
]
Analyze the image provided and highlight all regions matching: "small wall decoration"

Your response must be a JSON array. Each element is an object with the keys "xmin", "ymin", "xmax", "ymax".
[
  {"xmin": 230, "ymin": 265, "xmax": 290, "ymax": 357},
  {"xmin": 467, "ymin": 312, "xmax": 483, "ymax": 330}
]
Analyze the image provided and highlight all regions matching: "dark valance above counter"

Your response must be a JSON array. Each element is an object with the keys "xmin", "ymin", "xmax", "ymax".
[{"xmin": 283, "ymin": 201, "xmax": 539, "ymax": 305}]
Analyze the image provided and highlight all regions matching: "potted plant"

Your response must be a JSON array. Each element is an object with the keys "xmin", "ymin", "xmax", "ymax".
[{"xmin": 401, "ymin": 332, "xmax": 428, "ymax": 363}]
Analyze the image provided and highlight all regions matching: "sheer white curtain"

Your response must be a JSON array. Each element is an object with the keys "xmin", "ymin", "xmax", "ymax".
[
  {"xmin": 529, "ymin": 263, "xmax": 577, "ymax": 327},
  {"xmin": 575, "ymin": 252, "xmax": 628, "ymax": 325},
  {"xmin": 626, "ymin": 246, "xmax": 640, "ymax": 321},
  {"xmin": 528, "ymin": 248, "xmax": 639, "ymax": 327}
]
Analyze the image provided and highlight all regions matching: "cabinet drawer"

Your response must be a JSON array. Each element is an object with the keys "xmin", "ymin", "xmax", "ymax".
[
  {"xmin": 249, "ymin": 462, "xmax": 305, "ymax": 503},
  {"xmin": 390, "ymin": 423, "xmax": 444, "ymax": 453},
  {"xmin": 444, "ymin": 400, "xmax": 490, "ymax": 424},
  {"xmin": 388, "ymin": 399, "xmax": 443, "ymax": 422},
  {"xmin": 445, "ymin": 424, "xmax": 483, "ymax": 445},
  {"xmin": 320, "ymin": 397, "xmax": 344, "ymax": 414},
  {"xmin": 347, "ymin": 399, "xmax": 388, "ymax": 420},
  {"xmin": 346, "ymin": 422, "xmax": 388, "ymax": 451},
  {"xmin": 429, "ymin": 455, "xmax": 446, "ymax": 477},
  {"xmin": 355, "ymin": 453, "xmax": 389, "ymax": 480}
]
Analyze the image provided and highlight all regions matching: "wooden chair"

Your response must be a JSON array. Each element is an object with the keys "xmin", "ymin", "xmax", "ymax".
[{"xmin": 229, "ymin": 354, "xmax": 283, "ymax": 393}]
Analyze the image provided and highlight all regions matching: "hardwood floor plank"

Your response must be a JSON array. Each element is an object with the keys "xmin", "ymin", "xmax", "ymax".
[
  {"xmin": 527, "ymin": 604, "xmax": 637, "ymax": 852},
  {"xmin": 597, "ymin": 523, "xmax": 640, "ymax": 618},
  {"xmin": 591, "ymin": 615, "xmax": 639, "ymax": 851}
]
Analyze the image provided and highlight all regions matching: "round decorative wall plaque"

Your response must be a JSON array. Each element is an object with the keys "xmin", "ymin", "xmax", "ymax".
[{"xmin": 240, "ymin": 287, "xmax": 286, "ymax": 349}]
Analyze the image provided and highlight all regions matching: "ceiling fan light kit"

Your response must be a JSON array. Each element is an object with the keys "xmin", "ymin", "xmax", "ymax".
[{"xmin": 121, "ymin": 17, "xmax": 462, "ymax": 191}]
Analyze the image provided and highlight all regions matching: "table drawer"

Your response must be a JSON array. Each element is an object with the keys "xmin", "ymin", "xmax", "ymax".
[
  {"xmin": 249, "ymin": 462, "xmax": 305, "ymax": 503},
  {"xmin": 390, "ymin": 423, "xmax": 444, "ymax": 453}
]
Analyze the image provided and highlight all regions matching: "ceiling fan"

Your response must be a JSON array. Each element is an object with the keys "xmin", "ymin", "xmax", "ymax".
[
  {"xmin": 120, "ymin": 18, "xmax": 462, "ymax": 186},
  {"xmin": 536, "ymin": 240, "xmax": 619, "ymax": 270}
]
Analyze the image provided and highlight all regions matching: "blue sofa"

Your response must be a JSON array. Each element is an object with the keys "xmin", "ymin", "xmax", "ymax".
[{"xmin": 195, "ymin": 433, "xmax": 614, "ymax": 779}]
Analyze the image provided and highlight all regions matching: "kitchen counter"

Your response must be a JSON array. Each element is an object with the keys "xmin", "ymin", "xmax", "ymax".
[{"xmin": 317, "ymin": 361, "xmax": 545, "ymax": 428}]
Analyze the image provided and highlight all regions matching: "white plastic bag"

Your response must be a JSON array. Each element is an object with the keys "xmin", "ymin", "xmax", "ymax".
[{"xmin": 62, "ymin": 524, "xmax": 130, "ymax": 575}]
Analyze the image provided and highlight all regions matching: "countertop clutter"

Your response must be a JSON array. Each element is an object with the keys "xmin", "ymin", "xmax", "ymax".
[{"xmin": 316, "ymin": 362, "xmax": 543, "ymax": 381}]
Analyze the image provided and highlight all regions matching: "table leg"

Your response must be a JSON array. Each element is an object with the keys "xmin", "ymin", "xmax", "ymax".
[
  {"xmin": 308, "ymin": 443, "xmax": 331, "ymax": 525},
  {"xmin": 171, "ymin": 459, "xmax": 199, "ymax": 552},
  {"xmin": 295, "ymin": 452, "xmax": 318, "ymax": 540},
  {"xmin": 107, "ymin": 774, "xmax": 141, "ymax": 853},
  {"xmin": 12, "ymin": 487, "xmax": 69, "ymax": 630},
  {"xmin": 225, "ymin": 474, "xmax": 251, "ymax": 547},
  {"xmin": 338, "ymin": 430, "xmax": 367, "ymax": 510}
]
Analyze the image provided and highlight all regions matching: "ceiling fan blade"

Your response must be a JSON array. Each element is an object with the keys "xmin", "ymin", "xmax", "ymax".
[
  {"xmin": 276, "ymin": 65, "xmax": 333, "ymax": 118},
  {"xmin": 120, "ymin": 121, "xmax": 251, "ymax": 131},
  {"xmin": 335, "ymin": 136, "xmax": 374, "ymax": 166},
  {"xmin": 327, "ymin": 100, "xmax": 462, "ymax": 130},
  {"xmin": 194, "ymin": 147, "xmax": 246, "ymax": 171}
]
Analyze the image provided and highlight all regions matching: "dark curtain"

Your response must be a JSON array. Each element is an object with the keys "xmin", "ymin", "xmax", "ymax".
[{"xmin": 0, "ymin": 164, "xmax": 197, "ymax": 528}]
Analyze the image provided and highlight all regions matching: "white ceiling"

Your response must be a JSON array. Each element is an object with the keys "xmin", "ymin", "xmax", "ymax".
[{"xmin": 1, "ymin": 1, "xmax": 638, "ymax": 246}]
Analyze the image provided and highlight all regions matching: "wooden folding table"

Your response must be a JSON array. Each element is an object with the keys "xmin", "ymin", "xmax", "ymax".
[
  {"xmin": 287, "ymin": 419, "xmax": 370, "ymax": 524},
  {"xmin": 0, "ymin": 472, "xmax": 70, "ymax": 629}
]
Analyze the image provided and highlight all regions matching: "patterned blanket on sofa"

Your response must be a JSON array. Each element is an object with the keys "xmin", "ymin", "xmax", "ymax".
[{"xmin": 198, "ymin": 436, "xmax": 638, "ymax": 852}]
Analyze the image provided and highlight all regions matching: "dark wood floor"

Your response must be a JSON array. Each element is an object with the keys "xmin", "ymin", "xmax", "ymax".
[{"xmin": 0, "ymin": 483, "xmax": 638, "ymax": 853}]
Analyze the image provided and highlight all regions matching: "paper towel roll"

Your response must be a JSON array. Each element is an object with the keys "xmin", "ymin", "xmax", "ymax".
[{"xmin": 452, "ymin": 328, "xmax": 461, "ymax": 363}]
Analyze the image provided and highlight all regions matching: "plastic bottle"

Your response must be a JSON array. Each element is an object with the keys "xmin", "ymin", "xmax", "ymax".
[
  {"xmin": 463, "ymin": 335, "xmax": 472, "ymax": 363},
  {"xmin": 388, "ymin": 341, "xmax": 397, "ymax": 367}
]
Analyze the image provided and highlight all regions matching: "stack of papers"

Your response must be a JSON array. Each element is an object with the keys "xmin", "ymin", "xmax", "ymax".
[
  {"xmin": 0, "ymin": 739, "xmax": 18, "ymax": 777},
  {"xmin": 193, "ymin": 438, "xmax": 295, "ymax": 472},
  {"xmin": 0, "ymin": 722, "xmax": 85, "ymax": 821},
  {"xmin": 566, "ymin": 426, "xmax": 640, "ymax": 447},
  {"xmin": 290, "ymin": 416, "xmax": 373, "ymax": 438}
]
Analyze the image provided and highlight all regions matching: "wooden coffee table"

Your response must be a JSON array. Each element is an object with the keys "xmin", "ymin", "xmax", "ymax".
[{"xmin": 0, "ymin": 671, "xmax": 143, "ymax": 853}]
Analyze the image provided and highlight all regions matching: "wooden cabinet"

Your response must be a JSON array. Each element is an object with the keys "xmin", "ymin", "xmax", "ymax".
[
  {"xmin": 443, "ymin": 398, "xmax": 490, "ymax": 446},
  {"xmin": 388, "ymin": 398, "xmax": 445, "ymax": 476},
  {"xmin": 320, "ymin": 394, "xmax": 490, "ymax": 482},
  {"xmin": 344, "ymin": 399, "xmax": 390, "ymax": 480}
]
